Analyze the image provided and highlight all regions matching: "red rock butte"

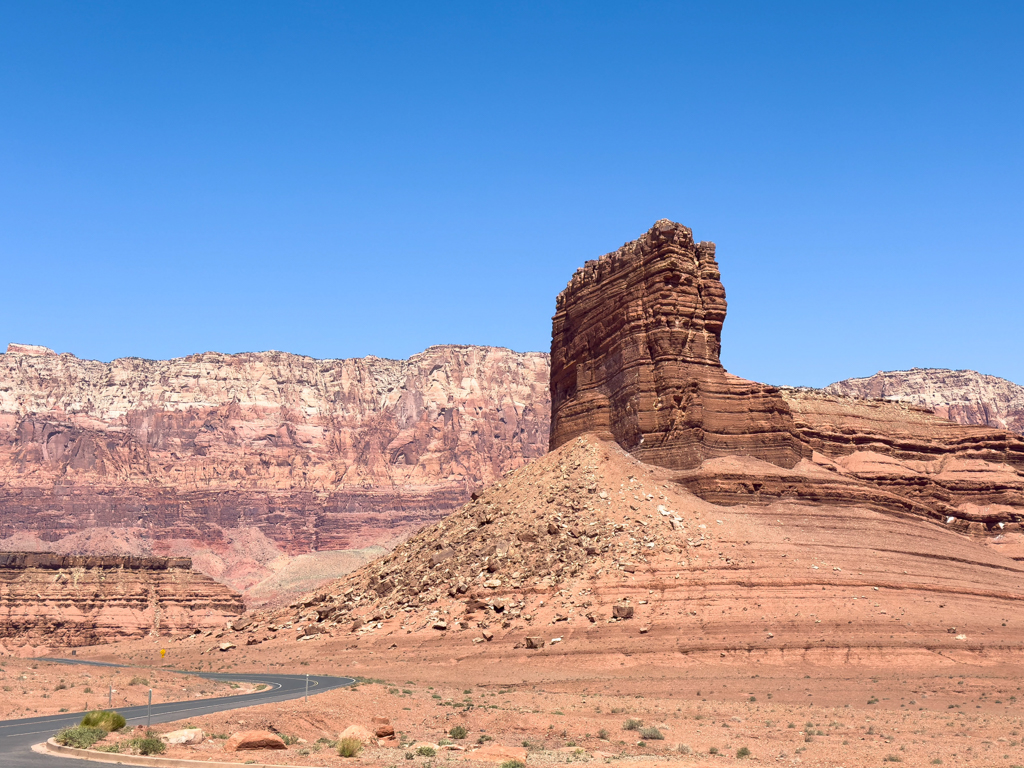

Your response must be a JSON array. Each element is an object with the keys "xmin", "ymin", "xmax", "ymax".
[{"xmin": 551, "ymin": 220, "xmax": 1024, "ymax": 531}]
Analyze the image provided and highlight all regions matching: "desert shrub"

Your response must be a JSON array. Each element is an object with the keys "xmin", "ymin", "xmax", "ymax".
[
  {"xmin": 128, "ymin": 677, "xmax": 149, "ymax": 686},
  {"xmin": 82, "ymin": 687, "xmax": 92, "ymax": 694},
  {"xmin": 278, "ymin": 734, "xmax": 299, "ymax": 745},
  {"xmin": 124, "ymin": 734, "xmax": 165, "ymax": 756},
  {"xmin": 254, "ymin": 684, "xmax": 267, "ymax": 691},
  {"xmin": 95, "ymin": 743, "xmax": 124, "ymax": 753},
  {"xmin": 623, "ymin": 718, "xmax": 643, "ymax": 731},
  {"xmin": 477, "ymin": 735, "xmax": 493, "ymax": 744},
  {"xmin": 55, "ymin": 726, "xmax": 107, "ymax": 749},
  {"xmin": 709, "ymin": 746, "xmax": 719, "ymax": 755},
  {"xmin": 883, "ymin": 757, "xmax": 903, "ymax": 764},
  {"xmin": 598, "ymin": 728, "xmax": 610, "ymax": 740},
  {"xmin": 55, "ymin": 682, "xmax": 67, "ymax": 690},
  {"xmin": 639, "ymin": 726, "xmax": 664, "ymax": 740},
  {"xmin": 678, "ymin": 744, "xmax": 692, "ymax": 754},
  {"xmin": 737, "ymin": 746, "xmax": 752, "ymax": 758},
  {"xmin": 500, "ymin": 761, "xmax": 526, "ymax": 768},
  {"xmin": 337, "ymin": 737, "xmax": 363, "ymax": 757},
  {"xmin": 416, "ymin": 745, "xmax": 436, "ymax": 757},
  {"xmin": 80, "ymin": 711, "xmax": 127, "ymax": 732}
]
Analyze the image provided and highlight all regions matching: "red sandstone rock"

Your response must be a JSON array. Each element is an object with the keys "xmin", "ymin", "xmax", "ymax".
[
  {"xmin": 550, "ymin": 220, "xmax": 1024, "ymax": 525},
  {"xmin": 549, "ymin": 219, "xmax": 809, "ymax": 470},
  {"xmin": 0, "ymin": 553, "xmax": 242, "ymax": 646},
  {"xmin": 224, "ymin": 730, "xmax": 286, "ymax": 751}
]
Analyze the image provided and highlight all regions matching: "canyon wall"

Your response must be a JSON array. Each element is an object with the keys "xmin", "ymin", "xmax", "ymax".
[
  {"xmin": 0, "ymin": 344, "xmax": 549, "ymax": 600},
  {"xmin": 0, "ymin": 553, "xmax": 243, "ymax": 647},
  {"xmin": 826, "ymin": 368, "xmax": 1024, "ymax": 436}
]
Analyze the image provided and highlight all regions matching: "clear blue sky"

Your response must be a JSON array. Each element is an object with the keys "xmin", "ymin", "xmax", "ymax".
[{"xmin": 1, "ymin": 2, "xmax": 1021, "ymax": 387}]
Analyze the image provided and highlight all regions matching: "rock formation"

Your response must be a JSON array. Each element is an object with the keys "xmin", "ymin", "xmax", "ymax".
[
  {"xmin": 0, "ymin": 552, "xmax": 243, "ymax": 646},
  {"xmin": 826, "ymin": 368, "xmax": 1024, "ymax": 436},
  {"xmin": 550, "ymin": 220, "xmax": 1024, "ymax": 528},
  {"xmin": 0, "ymin": 344, "xmax": 549, "ymax": 601},
  {"xmin": 550, "ymin": 219, "xmax": 809, "ymax": 470}
]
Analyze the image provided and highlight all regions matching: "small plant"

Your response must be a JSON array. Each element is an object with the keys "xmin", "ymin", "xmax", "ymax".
[
  {"xmin": 598, "ymin": 728, "xmax": 610, "ymax": 740},
  {"xmin": 477, "ymin": 734, "xmax": 493, "ymax": 744},
  {"xmin": 80, "ymin": 711, "xmax": 127, "ymax": 732},
  {"xmin": 83, "ymin": 687, "xmax": 92, "ymax": 694},
  {"xmin": 884, "ymin": 756, "xmax": 903, "ymax": 764},
  {"xmin": 639, "ymin": 726, "xmax": 664, "ymax": 740},
  {"xmin": 254, "ymin": 684, "xmax": 267, "ymax": 691},
  {"xmin": 337, "ymin": 737, "xmax": 363, "ymax": 757},
  {"xmin": 55, "ymin": 682, "xmax": 67, "ymax": 690},
  {"xmin": 128, "ymin": 676, "xmax": 149, "ymax": 686},
  {"xmin": 623, "ymin": 718, "xmax": 643, "ymax": 731},
  {"xmin": 449, "ymin": 724, "xmax": 468, "ymax": 739},
  {"xmin": 737, "ymin": 746, "xmax": 752, "ymax": 758},
  {"xmin": 708, "ymin": 746, "xmax": 719, "ymax": 754},
  {"xmin": 500, "ymin": 761, "xmax": 526, "ymax": 768},
  {"xmin": 55, "ymin": 726, "xmax": 107, "ymax": 749},
  {"xmin": 124, "ymin": 733, "xmax": 165, "ymax": 756},
  {"xmin": 405, "ymin": 751, "xmax": 414, "ymax": 760},
  {"xmin": 930, "ymin": 760, "xmax": 943, "ymax": 766},
  {"xmin": 416, "ymin": 745, "xmax": 436, "ymax": 757},
  {"xmin": 278, "ymin": 734, "xmax": 299, "ymax": 745},
  {"xmin": 678, "ymin": 744, "xmax": 691, "ymax": 754}
]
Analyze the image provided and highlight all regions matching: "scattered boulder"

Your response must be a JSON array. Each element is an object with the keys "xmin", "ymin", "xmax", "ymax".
[
  {"xmin": 430, "ymin": 548, "xmax": 455, "ymax": 567},
  {"xmin": 339, "ymin": 724, "xmax": 375, "ymax": 744},
  {"xmin": 161, "ymin": 728, "xmax": 204, "ymax": 745},
  {"xmin": 224, "ymin": 731, "xmax": 286, "ymax": 751},
  {"xmin": 613, "ymin": 604, "xmax": 634, "ymax": 619},
  {"xmin": 218, "ymin": 642, "xmax": 236, "ymax": 651}
]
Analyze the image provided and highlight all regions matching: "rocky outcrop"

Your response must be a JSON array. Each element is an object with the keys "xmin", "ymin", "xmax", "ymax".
[
  {"xmin": 825, "ymin": 368, "xmax": 1024, "ymax": 436},
  {"xmin": 0, "ymin": 344, "xmax": 549, "ymax": 600},
  {"xmin": 0, "ymin": 552, "xmax": 243, "ymax": 646},
  {"xmin": 551, "ymin": 220, "xmax": 1024, "ymax": 527},
  {"xmin": 550, "ymin": 219, "xmax": 809, "ymax": 470}
]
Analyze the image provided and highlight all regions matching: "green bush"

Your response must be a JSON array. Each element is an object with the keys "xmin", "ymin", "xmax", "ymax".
[
  {"xmin": 499, "ymin": 761, "xmax": 526, "ymax": 768},
  {"xmin": 416, "ymin": 745, "xmax": 436, "ymax": 757},
  {"xmin": 337, "ymin": 737, "xmax": 362, "ymax": 757},
  {"xmin": 623, "ymin": 718, "xmax": 643, "ymax": 731},
  {"xmin": 55, "ymin": 726, "xmax": 108, "ymax": 749},
  {"xmin": 639, "ymin": 726, "xmax": 664, "ymax": 740},
  {"xmin": 449, "ymin": 725, "xmax": 468, "ymax": 739},
  {"xmin": 80, "ymin": 711, "xmax": 127, "ymax": 732},
  {"xmin": 128, "ymin": 677, "xmax": 149, "ymax": 686},
  {"xmin": 278, "ymin": 734, "xmax": 299, "ymax": 745},
  {"xmin": 124, "ymin": 734, "xmax": 165, "ymax": 756}
]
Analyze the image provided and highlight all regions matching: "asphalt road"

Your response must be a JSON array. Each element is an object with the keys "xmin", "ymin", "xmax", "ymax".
[{"xmin": 0, "ymin": 658, "xmax": 354, "ymax": 767}]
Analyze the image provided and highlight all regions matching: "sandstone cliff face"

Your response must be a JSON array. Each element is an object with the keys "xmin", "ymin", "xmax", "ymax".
[
  {"xmin": 549, "ymin": 219, "xmax": 808, "ymax": 470},
  {"xmin": 551, "ymin": 221, "xmax": 1024, "ymax": 530},
  {"xmin": 825, "ymin": 368, "xmax": 1024, "ymax": 436},
  {"xmin": 0, "ymin": 344, "xmax": 549, "ymax": 598},
  {"xmin": 0, "ymin": 553, "xmax": 243, "ymax": 647}
]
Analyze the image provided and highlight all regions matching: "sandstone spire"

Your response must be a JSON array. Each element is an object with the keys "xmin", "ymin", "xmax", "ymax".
[{"xmin": 549, "ymin": 219, "xmax": 809, "ymax": 470}]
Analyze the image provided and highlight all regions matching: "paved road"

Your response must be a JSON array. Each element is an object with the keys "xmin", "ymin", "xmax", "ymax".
[{"xmin": 0, "ymin": 658, "xmax": 354, "ymax": 767}]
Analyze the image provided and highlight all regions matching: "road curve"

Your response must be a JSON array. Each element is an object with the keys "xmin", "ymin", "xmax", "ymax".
[{"xmin": 0, "ymin": 658, "xmax": 354, "ymax": 767}]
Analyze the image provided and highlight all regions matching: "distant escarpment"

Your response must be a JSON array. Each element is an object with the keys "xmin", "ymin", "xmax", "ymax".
[
  {"xmin": 0, "ymin": 552, "xmax": 243, "ymax": 647},
  {"xmin": 826, "ymin": 368, "xmax": 1024, "ymax": 436},
  {"xmin": 0, "ymin": 344, "xmax": 549, "ymax": 600},
  {"xmin": 551, "ymin": 220, "xmax": 1024, "ymax": 530}
]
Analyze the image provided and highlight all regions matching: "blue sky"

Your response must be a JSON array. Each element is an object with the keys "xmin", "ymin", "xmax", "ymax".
[{"xmin": 1, "ymin": 2, "xmax": 1021, "ymax": 387}]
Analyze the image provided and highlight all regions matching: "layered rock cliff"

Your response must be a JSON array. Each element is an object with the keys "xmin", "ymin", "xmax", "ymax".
[
  {"xmin": 551, "ymin": 220, "xmax": 1024, "ymax": 530},
  {"xmin": 549, "ymin": 219, "xmax": 809, "ymax": 470},
  {"xmin": 825, "ymin": 368, "xmax": 1024, "ymax": 436},
  {"xmin": 0, "ymin": 553, "xmax": 243, "ymax": 647},
  {"xmin": 0, "ymin": 344, "xmax": 549, "ymax": 600}
]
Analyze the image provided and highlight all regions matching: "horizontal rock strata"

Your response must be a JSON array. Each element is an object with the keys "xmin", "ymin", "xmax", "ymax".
[
  {"xmin": 0, "ymin": 552, "xmax": 243, "ymax": 646},
  {"xmin": 551, "ymin": 221, "xmax": 1024, "ymax": 527}
]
